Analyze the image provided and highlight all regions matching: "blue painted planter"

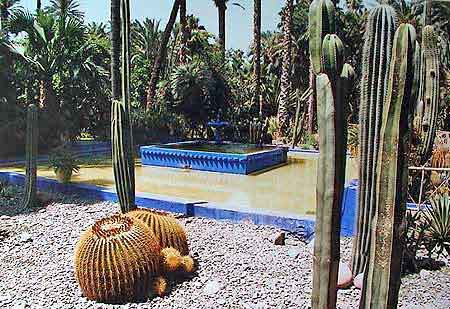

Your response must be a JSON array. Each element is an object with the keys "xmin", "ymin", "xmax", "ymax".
[{"xmin": 140, "ymin": 141, "xmax": 288, "ymax": 175}]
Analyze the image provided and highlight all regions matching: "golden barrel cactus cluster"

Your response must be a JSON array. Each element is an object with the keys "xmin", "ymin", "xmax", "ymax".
[
  {"xmin": 74, "ymin": 215, "xmax": 162, "ymax": 303},
  {"xmin": 74, "ymin": 208, "xmax": 195, "ymax": 304}
]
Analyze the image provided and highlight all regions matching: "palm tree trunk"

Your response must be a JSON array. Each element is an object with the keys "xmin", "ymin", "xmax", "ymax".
[
  {"xmin": 111, "ymin": 0, "xmax": 121, "ymax": 101},
  {"xmin": 277, "ymin": 0, "xmax": 294, "ymax": 140},
  {"xmin": 146, "ymin": 0, "xmax": 180, "ymax": 109},
  {"xmin": 37, "ymin": 0, "xmax": 42, "ymax": 11},
  {"xmin": 253, "ymin": 0, "xmax": 262, "ymax": 113},
  {"xmin": 179, "ymin": 0, "xmax": 188, "ymax": 64},
  {"xmin": 218, "ymin": 4, "xmax": 226, "ymax": 59},
  {"xmin": 424, "ymin": 0, "xmax": 432, "ymax": 25}
]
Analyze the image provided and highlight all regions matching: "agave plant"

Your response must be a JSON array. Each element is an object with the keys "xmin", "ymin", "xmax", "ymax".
[{"xmin": 424, "ymin": 193, "xmax": 450, "ymax": 257}]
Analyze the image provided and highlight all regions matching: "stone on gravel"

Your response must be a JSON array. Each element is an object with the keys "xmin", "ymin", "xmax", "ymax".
[
  {"xmin": 273, "ymin": 232, "xmax": 285, "ymax": 245},
  {"xmin": 337, "ymin": 263, "xmax": 353, "ymax": 289},
  {"xmin": 420, "ymin": 269, "xmax": 432, "ymax": 280},
  {"xmin": 18, "ymin": 232, "xmax": 32, "ymax": 243},
  {"xmin": 353, "ymin": 273, "xmax": 364, "ymax": 290},
  {"xmin": 287, "ymin": 247, "xmax": 301, "ymax": 258},
  {"xmin": 202, "ymin": 280, "xmax": 221, "ymax": 296}
]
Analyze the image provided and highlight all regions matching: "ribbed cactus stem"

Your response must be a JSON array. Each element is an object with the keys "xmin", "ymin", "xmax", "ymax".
[
  {"xmin": 352, "ymin": 4, "xmax": 397, "ymax": 276},
  {"xmin": 23, "ymin": 104, "xmax": 38, "ymax": 209},
  {"xmin": 322, "ymin": 34, "xmax": 344, "ymax": 78},
  {"xmin": 418, "ymin": 25, "xmax": 440, "ymax": 165},
  {"xmin": 112, "ymin": 0, "xmax": 136, "ymax": 213},
  {"xmin": 309, "ymin": 0, "xmax": 336, "ymax": 74},
  {"xmin": 360, "ymin": 23, "xmax": 416, "ymax": 309},
  {"xmin": 312, "ymin": 33, "xmax": 350, "ymax": 309}
]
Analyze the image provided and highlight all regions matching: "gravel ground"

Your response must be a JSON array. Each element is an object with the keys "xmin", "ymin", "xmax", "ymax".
[{"xmin": 0, "ymin": 185, "xmax": 449, "ymax": 309}]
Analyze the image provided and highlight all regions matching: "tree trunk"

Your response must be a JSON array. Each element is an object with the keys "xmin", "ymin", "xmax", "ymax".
[
  {"xmin": 146, "ymin": 0, "xmax": 180, "ymax": 109},
  {"xmin": 253, "ymin": 0, "xmax": 261, "ymax": 111},
  {"xmin": 111, "ymin": 0, "xmax": 121, "ymax": 101},
  {"xmin": 37, "ymin": 0, "xmax": 42, "ymax": 11},
  {"xmin": 179, "ymin": 0, "xmax": 188, "ymax": 64},
  {"xmin": 424, "ymin": 0, "xmax": 432, "ymax": 25},
  {"xmin": 277, "ymin": 0, "xmax": 294, "ymax": 140},
  {"xmin": 218, "ymin": 4, "xmax": 226, "ymax": 59}
]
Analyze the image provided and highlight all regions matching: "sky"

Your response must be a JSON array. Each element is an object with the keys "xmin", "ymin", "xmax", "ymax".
[{"xmin": 19, "ymin": 0, "xmax": 285, "ymax": 51}]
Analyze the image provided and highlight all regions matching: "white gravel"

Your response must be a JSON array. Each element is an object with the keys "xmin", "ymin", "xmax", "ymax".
[{"xmin": 0, "ymin": 185, "xmax": 449, "ymax": 309}]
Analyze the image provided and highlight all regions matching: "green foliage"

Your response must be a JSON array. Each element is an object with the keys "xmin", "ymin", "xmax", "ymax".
[
  {"xmin": 424, "ymin": 193, "xmax": 450, "ymax": 257},
  {"xmin": 48, "ymin": 147, "xmax": 80, "ymax": 174},
  {"xmin": 131, "ymin": 107, "xmax": 187, "ymax": 145}
]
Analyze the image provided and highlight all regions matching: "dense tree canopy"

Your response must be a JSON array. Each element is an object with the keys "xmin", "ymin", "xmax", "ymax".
[{"xmin": 0, "ymin": 0, "xmax": 448, "ymax": 157}]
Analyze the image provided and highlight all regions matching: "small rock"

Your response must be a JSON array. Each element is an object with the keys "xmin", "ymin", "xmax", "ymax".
[
  {"xmin": 217, "ymin": 298, "xmax": 227, "ymax": 305},
  {"xmin": 287, "ymin": 247, "xmax": 301, "ymax": 258},
  {"xmin": 273, "ymin": 232, "xmax": 286, "ymax": 245},
  {"xmin": 337, "ymin": 263, "xmax": 353, "ymax": 289},
  {"xmin": 420, "ymin": 269, "xmax": 432, "ymax": 280},
  {"xmin": 19, "ymin": 232, "xmax": 33, "ymax": 243},
  {"xmin": 0, "ymin": 215, "xmax": 11, "ymax": 220},
  {"xmin": 203, "ymin": 280, "xmax": 221, "ymax": 296},
  {"xmin": 353, "ymin": 273, "xmax": 364, "ymax": 290}
]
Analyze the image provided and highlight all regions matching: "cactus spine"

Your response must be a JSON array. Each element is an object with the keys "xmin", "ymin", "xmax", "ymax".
[
  {"xmin": 417, "ymin": 25, "xmax": 440, "ymax": 165},
  {"xmin": 112, "ymin": 0, "xmax": 135, "ymax": 213},
  {"xmin": 23, "ymin": 104, "xmax": 38, "ymax": 209},
  {"xmin": 311, "ymin": 32, "xmax": 353, "ymax": 308},
  {"xmin": 360, "ymin": 24, "xmax": 416, "ymax": 308},
  {"xmin": 352, "ymin": 5, "xmax": 397, "ymax": 276}
]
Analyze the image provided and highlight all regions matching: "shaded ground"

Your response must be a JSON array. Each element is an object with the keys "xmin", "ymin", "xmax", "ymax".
[{"xmin": 0, "ymin": 186, "xmax": 449, "ymax": 309}]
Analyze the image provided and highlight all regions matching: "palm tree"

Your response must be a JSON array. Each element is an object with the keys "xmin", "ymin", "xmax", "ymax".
[
  {"xmin": 213, "ymin": 0, "xmax": 227, "ymax": 59},
  {"xmin": 277, "ymin": 0, "xmax": 294, "ymax": 141},
  {"xmin": 37, "ymin": 0, "xmax": 41, "ymax": 11},
  {"xmin": 253, "ymin": 0, "xmax": 261, "ymax": 114},
  {"xmin": 111, "ymin": 0, "xmax": 120, "ymax": 101},
  {"xmin": 179, "ymin": 0, "xmax": 188, "ymax": 64},
  {"xmin": 146, "ymin": 0, "xmax": 180, "ymax": 109},
  {"xmin": 131, "ymin": 19, "xmax": 161, "ymax": 63},
  {"xmin": 0, "ymin": 0, "xmax": 19, "ymax": 106},
  {"xmin": 212, "ymin": 1, "xmax": 245, "ymax": 59}
]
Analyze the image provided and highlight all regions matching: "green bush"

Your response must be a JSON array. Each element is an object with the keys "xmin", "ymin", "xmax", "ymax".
[{"xmin": 131, "ymin": 108, "xmax": 187, "ymax": 145}]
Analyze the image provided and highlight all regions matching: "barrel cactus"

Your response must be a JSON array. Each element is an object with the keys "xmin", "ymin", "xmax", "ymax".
[
  {"xmin": 311, "ymin": 33, "xmax": 354, "ymax": 308},
  {"xmin": 360, "ymin": 23, "xmax": 417, "ymax": 308},
  {"xmin": 416, "ymin": 25, "xmax": 440, "ymax": 165},
  {"xmin": 74, "ymin": 215, "xmax": 164, "ymax": 303},
  {"xmin": 352, "ymin": 4, "xmax": 397, "ymax": 276},
  {"xmin": 127, "ymin": 208, "xmax": 194, "ymax": 274}
]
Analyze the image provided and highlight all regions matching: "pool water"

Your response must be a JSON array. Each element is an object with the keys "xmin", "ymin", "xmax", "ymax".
[
  {"xmin": 2, "ymin": 152, "xmax": 358, "ymax": 217},
  {"xmin": 159, "ymin": 142, "xmax": 278, "ymax": 154}
]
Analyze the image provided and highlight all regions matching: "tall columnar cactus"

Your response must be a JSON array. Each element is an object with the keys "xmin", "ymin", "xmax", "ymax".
[
  {"xmin": 352, "ymin": 5, "xmax": 397, "ymax": 276},
  {"xmin": 360, "ymin": 23, "xmax": 416, "ymax": 309},
  {"xmin": 23, "ymin": 104, "xmax": 38, "ymax": 209},
  {"xmin": 309, "ymin": 0, "xmax": 336, "ymax": 75},
  {"xmin": 312, "ymin": 34, "xmax": 354, "ymax": 309},
  {"xmin": 416, "ymin": 25, "xmax": 440, "ymax": 165},
  {"xmin": 74, "ymin": 215, "xmax": 164, "ymax": 303},
  {"xmin": 112, "ymin": 0, "xmax": 135, "ymax": 213}
]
